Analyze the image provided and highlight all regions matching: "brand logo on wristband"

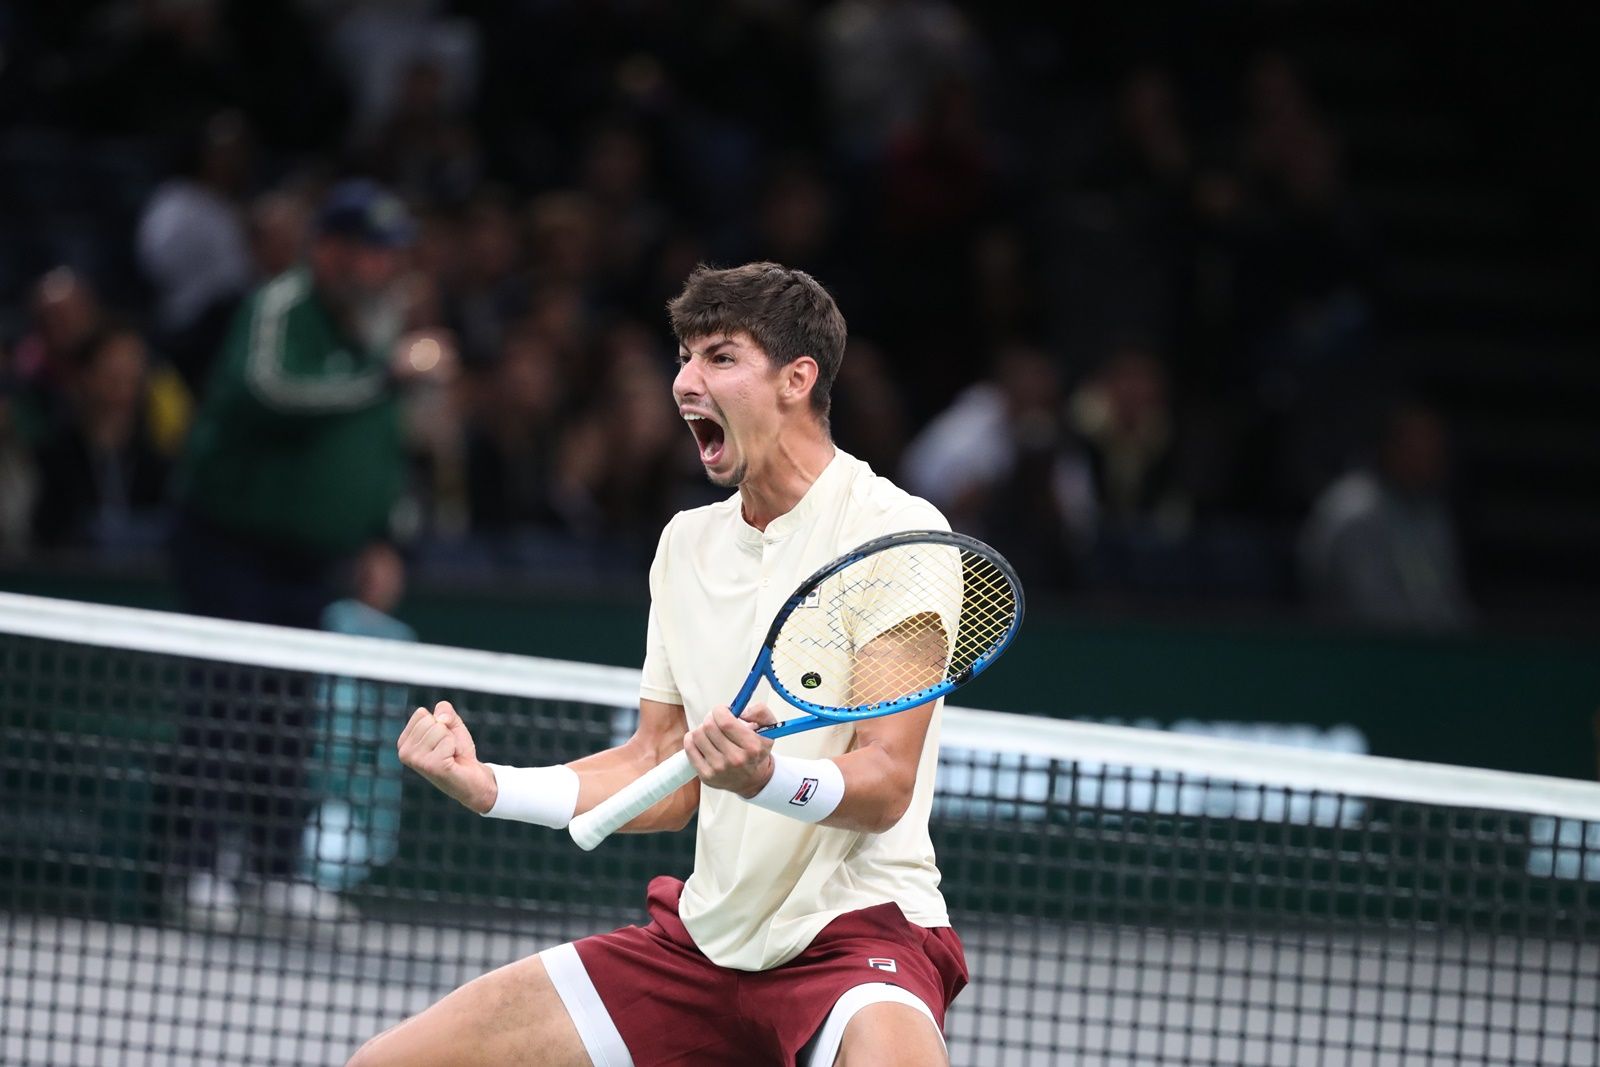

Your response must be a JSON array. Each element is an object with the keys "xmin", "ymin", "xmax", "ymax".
[{"xmin": 790, "ymin": 778, "xmax": 819, "ymax": 805}]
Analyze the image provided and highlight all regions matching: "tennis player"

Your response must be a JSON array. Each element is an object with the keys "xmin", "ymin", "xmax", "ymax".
[{"xmin": 351, "ymin": 263, "xmax": 967, "ymax": 1067}]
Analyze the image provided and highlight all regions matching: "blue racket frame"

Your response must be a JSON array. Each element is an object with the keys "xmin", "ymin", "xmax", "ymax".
[{"xmin": 730, "ymin": 529, "xmax": 1025, "ymax": 740}]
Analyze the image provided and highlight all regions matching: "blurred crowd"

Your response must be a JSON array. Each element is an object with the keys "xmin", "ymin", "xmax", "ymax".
[{"xmin": 0, "ymin": 0, "xmax": 1472, "ymax": 629}]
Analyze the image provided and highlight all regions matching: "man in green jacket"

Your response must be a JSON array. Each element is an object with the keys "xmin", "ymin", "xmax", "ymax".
[
  {"xmin": 166, "ymin": 179, "xmax": 448, "ymax": 929},
  {"xmin": 173, "ymin": 178, "xmax": 429, "ymax": 625}
]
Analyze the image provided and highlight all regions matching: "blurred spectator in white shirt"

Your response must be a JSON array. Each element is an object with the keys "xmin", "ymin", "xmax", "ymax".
[
  {"xmin": 902, "ymin": 345, "xmax": 1095, "ymax": 587},
  {"xmin": 137, "ymin": 110, "xmax": 253, "ymax": 334},
  {"xmin": 1300, "ymin": 402, "xmax": 1473, "ymax": 629},
  {"xmin": 136, "ymin": 110, "xmax": 255, "ymax": 387}
]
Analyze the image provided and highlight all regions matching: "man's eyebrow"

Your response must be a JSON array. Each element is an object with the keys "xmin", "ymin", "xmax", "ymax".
[{"xmin": 682, "ymin": 337, "xmax": 737, "ymax": 359}]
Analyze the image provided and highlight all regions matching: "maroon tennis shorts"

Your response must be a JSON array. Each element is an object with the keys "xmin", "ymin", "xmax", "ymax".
[{"xmin": 570, "ymin": 876, "xmax": 968, "ymax": 1066}]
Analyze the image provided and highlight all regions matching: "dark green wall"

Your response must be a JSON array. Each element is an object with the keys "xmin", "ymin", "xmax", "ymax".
[{"xmin": 5, "ymin": 568, "xmax": 1597, "ymax": 782}]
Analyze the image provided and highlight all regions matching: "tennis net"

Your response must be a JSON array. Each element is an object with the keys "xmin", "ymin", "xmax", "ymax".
[{"xmin": 2, "ymin": 591, "xmax": 1597, "ymax": 1066}]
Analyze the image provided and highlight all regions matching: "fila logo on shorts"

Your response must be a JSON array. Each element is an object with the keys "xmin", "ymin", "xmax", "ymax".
[
  {"xmin": 790, "ymin": 778, "xmax": 819, "ymax": 806},
  {"xmin": 867, "ymin": 958, "xmax": 898, "ymax": 972}
]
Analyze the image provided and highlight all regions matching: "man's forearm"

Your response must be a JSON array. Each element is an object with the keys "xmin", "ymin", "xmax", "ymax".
[{"xmin": 569, "ymin": 733, "xmax": 699, "ymax": 833}]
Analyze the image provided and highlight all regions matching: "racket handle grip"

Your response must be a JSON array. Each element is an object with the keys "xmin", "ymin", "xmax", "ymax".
[{"xmin": 569, "ymin": 749, "xmax": 695, "ymax": 851}]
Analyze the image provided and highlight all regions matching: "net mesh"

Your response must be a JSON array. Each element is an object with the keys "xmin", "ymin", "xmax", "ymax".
[{"xmin": 2, "ymin": 597, "xmax": 1598, "ymax": 1066}]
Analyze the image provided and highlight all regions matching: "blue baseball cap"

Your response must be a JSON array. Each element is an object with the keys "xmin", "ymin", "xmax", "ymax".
[{"xmin": 315, "ymin": 179, "xmax": 416, "ymax": 248}]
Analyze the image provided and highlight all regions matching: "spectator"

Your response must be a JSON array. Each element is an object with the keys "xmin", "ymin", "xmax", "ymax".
[
  {"xmin": 1235, "ymin": 51, "xmax": 1374, "ymax": 393},
  {"xmin": 324, "ymin": 3, "xmax": 479, "ymax": 145},
  {"xmin": 395, "ymin": 270, "xmax": 471, "ymax": 541},
  {"xmin": 247, "ymin": 189, "xmax": 312, "ymax": 280},
  {"xmin": 873, "ymin": 75, "xmax": 997, "ymax": 416},
  {"xmin": 1299, "ymin": 402, "xmax": 1473, "ymax": 630},
  {"xmin": 525, "ymin": 191, "xmax": 599, "ymax": 294},
  {"xmin": 576, "ymin": 120, "xmax": 670, "ymax": 305},
  {"xmin": 1047, "ymin": 64, "xmax": 1192, "ymax": 369},
  {"xmin": 172, "ymin": 178, "xmax": 448, "ymax": 627},
  {"xmin": 136, "ymin": 109, "xmax": 256, "ymax": 389},
  {"xmin": 358, "ymin": 54, "xmax": 481, "ymax": 206},
  {"xmin": 463, "ymin": 320, "xmax": 569, "ymax": 537},
  {"xmin": 30, "ymin": 326, "xmax": 174, "ymax": 556},
  {"xmin": 747, "ymin": 157, "xmax": 864, "ymax": 321},
  {"xmin": 818, "ymin": 0, "xmax": 981, "ymax": 159},
  {"xmin": 1109, "ymin": 63, "xmax": 1192, "ymax": 192},
  {"xmin": 303, "ymin": 542, "xmax": 417, "ymax": 894},
  {"xmin": 1068, "ymin": 344, "xmax": 1189, "ymax": 536},
  {"xmin": 830, "ymin": 339, "xmax": 911, "ymax": 478},
  {"xmin": 752, "ymin": 158, "xmax": 840, "ymax": 281},
  {"xmin": 11, "ymin": 267, "xmax": 104, "ymax": 435},
  {"xmin": 164, "ymin": 179, "xmax": 451, "ymax": 931},
  {"xmin": 901, "ymin": 345, "xmax": 1095, "ymax": 588},
  {"xmin": 972, "ymin": 224, "xmax": 1037, "ymax": 347},
  {"xmin": 447, "ymin": 191, "xmax": 527, "ymax": 368},
  {"xmin": 0, "ymin": 344, "xmax": 37, "ymax": 557},
  {"xmin": 522, "ymin": 282, "xmax": 593, "ymax": 398},
  {"xmin": 554, "ymin": 324, "xmax": 690, "ymax": 560}
]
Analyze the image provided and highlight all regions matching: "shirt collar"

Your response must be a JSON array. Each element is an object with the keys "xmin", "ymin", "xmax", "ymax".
[{"xmin": 735, "ymin": 447, "xmax": 849, "ymax": 545}]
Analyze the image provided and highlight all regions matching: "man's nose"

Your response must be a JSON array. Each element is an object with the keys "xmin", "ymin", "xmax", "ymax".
[{"xmin": 673, "ymin": 359, "xmax": 701, "ymax": 402}]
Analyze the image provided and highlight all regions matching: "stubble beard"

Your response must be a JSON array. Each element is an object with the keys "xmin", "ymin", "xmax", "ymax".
[{"xmin": 707, "ymin": 461, "xmax": 746, "ymax": 489}]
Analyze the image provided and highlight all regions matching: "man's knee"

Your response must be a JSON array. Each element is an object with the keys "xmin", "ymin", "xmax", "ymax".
[
  {"xmin": 345, "ymin": 1022, "xmax": 409, "ymax": 1067},
  {"xmin": 835, "ymin": 1002, "xmax": 947, "ymax": 1067},
  {"xmin": 343, "ymin": 1034, "xmax": 381, "ymax": 1067}
]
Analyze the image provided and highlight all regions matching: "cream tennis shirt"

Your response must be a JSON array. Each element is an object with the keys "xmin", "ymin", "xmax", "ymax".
[{"xmin": 639, "ymin": 449, "xmax": 953, "ymax": 971}]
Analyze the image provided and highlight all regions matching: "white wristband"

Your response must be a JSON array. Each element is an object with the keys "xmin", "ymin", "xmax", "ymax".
[
  {"xmin": 747, "ymin": 755, "xmax": 845, "ymax": 824},
  {"xmin": 482, "ymin": 763, "xmax": 580, "ymax": 828}
]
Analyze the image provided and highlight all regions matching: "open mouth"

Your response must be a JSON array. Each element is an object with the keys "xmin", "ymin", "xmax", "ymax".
[{"xmin": 684, "ymin": 413, "xmax": 726, "ymax": 466}]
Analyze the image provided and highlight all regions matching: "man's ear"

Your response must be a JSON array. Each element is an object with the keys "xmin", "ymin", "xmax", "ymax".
[{"xmin": 781, "ymin": 356, "xmax": 819, "ymax": 409}]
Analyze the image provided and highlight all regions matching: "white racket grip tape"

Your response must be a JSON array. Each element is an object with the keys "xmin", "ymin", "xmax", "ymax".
[{"xmin": 569, "ymin": 749, "xmax": 696, "ymax": 850}]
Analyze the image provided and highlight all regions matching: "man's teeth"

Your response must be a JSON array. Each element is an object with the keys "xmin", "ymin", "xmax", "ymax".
[{"xmin": 684, "ymin": 414, "xmax": 706, "ymax": 421}]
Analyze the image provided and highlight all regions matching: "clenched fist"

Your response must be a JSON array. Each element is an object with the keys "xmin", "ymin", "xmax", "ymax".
[
  {"xmin": 684, "ymin": 702, "xmax": 780, "ymax": 798},
  {"xmin": 397, "ymin": 701, "xmax": 498, "ymax": 813}
]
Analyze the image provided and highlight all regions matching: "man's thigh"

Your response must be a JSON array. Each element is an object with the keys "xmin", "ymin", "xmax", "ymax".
[{"xmin": 346, "ymin": 951, "xmax": 592, "ymax": 1067}]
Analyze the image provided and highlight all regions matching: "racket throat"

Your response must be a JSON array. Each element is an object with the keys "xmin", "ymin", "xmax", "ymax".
[{"xmin": 729, "ymin": 648, "xmax": 771, "ymax": 717}]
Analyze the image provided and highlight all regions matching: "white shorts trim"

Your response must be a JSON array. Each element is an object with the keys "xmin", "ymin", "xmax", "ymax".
[
  {"xmin": 539, "ymin": 943, "xmax": 634, "ymax": 1067},
  {"xmin": 802, "ymin": 982, "xmax": 944, "ymax": 1067}
]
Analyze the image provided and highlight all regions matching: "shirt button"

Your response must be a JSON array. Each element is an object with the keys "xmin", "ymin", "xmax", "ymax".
[{"xmin": 760, "ymin": 578, "xmax": 770, "ymax": 587}]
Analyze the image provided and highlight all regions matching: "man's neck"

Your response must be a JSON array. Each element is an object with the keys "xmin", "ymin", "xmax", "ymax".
[{"xmin": 738, "ymin": 434, "xmax": 836, "ymax": 532}]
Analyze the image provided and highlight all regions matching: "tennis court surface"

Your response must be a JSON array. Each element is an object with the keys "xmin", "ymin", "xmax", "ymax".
[{"xmin": 4, "ymin": 593, "xmax": 1597, "ymax": 1065}]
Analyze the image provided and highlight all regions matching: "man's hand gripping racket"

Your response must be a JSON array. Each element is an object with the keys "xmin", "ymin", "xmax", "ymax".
[{"xmin": 569, "ymin": 530, "xmax": 1024, "ymax": 850}]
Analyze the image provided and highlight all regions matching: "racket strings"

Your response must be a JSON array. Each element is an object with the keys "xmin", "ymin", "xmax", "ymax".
[
  {"xmin": 952, "ymin": 555, "xmax": 1015, "ymax": 676},
  {"xmin": 770, "ymin": 543, "xmax": 1018, "ymax": 710}
]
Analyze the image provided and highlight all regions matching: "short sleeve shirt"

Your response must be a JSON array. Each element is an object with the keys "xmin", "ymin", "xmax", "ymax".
[{"xmin": 640, "ymin": 449, "xmax": 952, "ymax": 971}]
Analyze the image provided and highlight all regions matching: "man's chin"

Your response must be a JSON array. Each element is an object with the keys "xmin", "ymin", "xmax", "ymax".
[{"xmin": 705, "ymin": 462, "xmax": 745, "ymax": 489}]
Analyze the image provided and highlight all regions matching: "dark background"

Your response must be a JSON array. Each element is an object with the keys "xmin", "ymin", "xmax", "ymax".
[{"xmin": 1, "ymin": 0, "xmax": 1597, "ymax": 776}]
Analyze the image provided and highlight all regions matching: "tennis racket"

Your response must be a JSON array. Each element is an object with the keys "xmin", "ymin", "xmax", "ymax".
[{"xmin": 569, "ymin": 529, "xmax": 1023, "ymax": 850}]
